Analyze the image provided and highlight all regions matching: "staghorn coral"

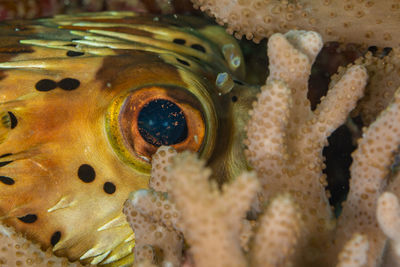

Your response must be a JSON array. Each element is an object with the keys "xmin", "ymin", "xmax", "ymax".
[
  {"xmin": 191, "ymin": 0, "xmax": 400, "ymax": 47},
  {"xmin": 124, "ymin": 146, "xmax": 304, "ymax": 267},
  {"xmin": 122, "ymin": 30, "xmax": 400, "ymax": 267},
  {"xmin": 245, "ymin": 30, "xmax": 367, "ymax": 264}
]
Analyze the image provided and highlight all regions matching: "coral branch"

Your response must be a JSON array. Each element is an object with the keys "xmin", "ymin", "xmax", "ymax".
[
  {"xmin": 250, "ymin": 194, "xmax": 302, "ymax": 267},
  {"xmin": 336, "ymin": 233, "xmax": 369, "ymax": 267},
  {"xmin": 123, "ymin": 147, "xmax": 183, "ymax": 266},
  {"xmin": 334, "ymin": 89, "xmax": 400, "ymax": 265},
  {"xmin": 168, "ymin": 152, "xmax": 259, "ymax": 267},
  {"xmin": 191, "ymin": 0, "xmax": 400, "ymax": 47},
  {"xmin": 377, "ymin": 192, "xmax": 400, "ymax": 260},
  {"xmin": 149, "ymin": 146, "xmax": 178, "ymax": 192},
  {"xmin": 245, "ymin": 30, "xmax": 367, "ymax": 264},
  {"xmin": 313, "ymin": 65, "xmax": 367, "ymax": 143},
  {"xmin": 123, "ymin": 191, "xmax": 183, "ymax": 266}
]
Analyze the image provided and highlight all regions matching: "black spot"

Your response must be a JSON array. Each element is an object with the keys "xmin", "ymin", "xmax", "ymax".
[
  {"xmin": 0, "ymin": 153, "xmax": 12, "ymax": 167},
  {"xmin": 66, "ymin": 51, "xmax": 84, "ymax": 57},
  {"xmin": 0, "ymin": 161, "xmax": 12, "ymax": 167},
  {"xmin": 173, "ymin": 38, "xmax": 186, "ymax": 45},
  {"xmin": 18, "ymin": 214, "xmax": 37, "ymax": 223},
  {"xmin": 50, "ymin": 231, "xmax": 61, "ymax": 246},
  {"xmin": 7, "ymin": 112, "xmax": 17, "ymax": 129},
  {"xmin": 35, "ymin": 79, "xmax": 57, "ymax": 92},
  {"xmin": 191, "ymin": 44, "xmax": 206, "ymax": 53},
  {"xmin": 138, "ymin": 99, "xmax": 188, "ymax": 146},
  {"xmin": 103, "ymin": 182, "xmax": 116, "ymax": 194},
  {"xmin": 58, "ymin": 78, "xmax": 80, "ymax": 91},
  {"xmin": 176, "ymin": 58, "xmax": 190, "ymax": 66},
  {"xmin": 231, "ymin": 96, "xmax": 238, "ymax": 102},
  {"xmin": 0, "ymin": 176, "xmax": 14, "ymax": 185},
  {"xmin": 78, "ymin": 164, "xmax": 96, "ymax": 183}
]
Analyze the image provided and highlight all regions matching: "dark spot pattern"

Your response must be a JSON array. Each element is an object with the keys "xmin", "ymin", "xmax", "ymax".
[
  {"xmin": 231, "ymin": 96, "xmax": 238, "ymax": 102},
  {"xmin": 191, "ymin": 44, "xmax": 206, "ymax": 53},
  {"xmin": 173, "ymin": 38, "xmax": 186, "ymax": 45},
  {"xmin": 8, "ymin": 112, "xmax": 17, "ymax": 129},
  {"xmin": 66, "ymin": 51, "xmax": 84, "ymax": 57},
  {"xmin": 18, "ymin": 214, "xmax": 37, "ymax": 223},
  {"xmin": 35, "ymin": 79, "xmax": 58, "ymax": 92},
  {"xmin": 50, "ymin": 231, "xmax": 61, "ymax": 246},
  {"xmin": 0, "ymin": 176, "xmax": 14, "ymax": 185},
  {"xmin": 78, "ymin": 164, "xmax": 96, "ymax": 183},
  {"xmin": 176, "ymin": 58, "xmax": 190, "ymax": 66},
  {"xmin": 58, "ymin": 78, "xmax": 80, "ymax": 91},
  {"xmin": 35, "ymin": 78, "xmax": 80, "ymax": 92},
  {"xmin": 103, "ymin": 182, "xmax": 116, "ymax": 194},
  {"xmin": 0, "ymin": 153, "xmax": 12, "ymax": 167}
]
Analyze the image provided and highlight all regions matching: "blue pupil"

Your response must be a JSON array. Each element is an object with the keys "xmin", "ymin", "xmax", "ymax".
[{"xmin": 138, "ymin": 99, "xmax": 188, "ymax": 146}]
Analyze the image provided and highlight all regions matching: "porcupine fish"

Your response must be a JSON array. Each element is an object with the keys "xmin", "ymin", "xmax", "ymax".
[{"xmin": 0, "ymin": 11, "xmax": 258, "ymax": 266}]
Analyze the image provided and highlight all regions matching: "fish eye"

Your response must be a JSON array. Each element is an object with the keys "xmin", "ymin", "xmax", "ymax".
[
  {"xmin": 137, "ymin": 99, "xmax": 188, "ymax": 146},
  {"xmin": 106, "ymin": 84, "xmax": 213, "ymax": 173}
]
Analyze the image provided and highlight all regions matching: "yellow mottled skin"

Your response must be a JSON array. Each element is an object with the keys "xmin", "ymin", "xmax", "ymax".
[{"xmin": 0, "ymin": 11, "xmax": 258, "ymax": 266}]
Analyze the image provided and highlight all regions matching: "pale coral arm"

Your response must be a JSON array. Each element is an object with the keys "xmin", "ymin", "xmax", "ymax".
[
  {"xmin": 250, "ymin": 194, "xmax": 302, "ymax": 267},
  {"xmin": 334, "ymin": 89, "xmax": 400, "ymax": 265},
  {"xmin": 377, "ymin": 192, "xmax": 400, "ymax": 260},
  {"xmin": 149, "ymin": 146, "xmax": 177, "ymax": 192},
  {"xmin": 126, "ymin": 189, "xmax": 181, "ymax": 232},
  {"xmin": 191, "ymin": 0, "xmax": 400, "ymax": 47},
  {"xmin": 0, "ymin": 224, "xmax": 84, "ymax": 266},
  {"xmin": 312, "ymin": 65, "xmax": 367, "ymax": 144},
  {"xmin": 123, "ymin": 193, "xmax": 183, "ymax": 266},
  {"xmin": 169, "ymin": 152, "xmax": 259, "ymax": 267},
  {"xmin": 245, "ymin": 80, "xmax": 291, "ymax": 175},
  {"xmin": 123, "ymin": 147, "xmax": 183, "ymax": 266},
  {"xmin": 267, "ymin": 31, "xmax": 321, "ymax": 107},
  {"xmin": 336, "ymin": 233, "xmax": 369, "ymax": 267}
]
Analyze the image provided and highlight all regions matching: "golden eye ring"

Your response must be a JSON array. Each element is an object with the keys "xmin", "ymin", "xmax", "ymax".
[{"xmin": 106, "ymin": 84, "xmax": 214, "ymax": 173}]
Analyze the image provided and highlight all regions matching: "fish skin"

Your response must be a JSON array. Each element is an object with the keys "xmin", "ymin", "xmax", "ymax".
[{"xmin": 0, "ymin": 11, "xmax": 258, "ymax": 266}]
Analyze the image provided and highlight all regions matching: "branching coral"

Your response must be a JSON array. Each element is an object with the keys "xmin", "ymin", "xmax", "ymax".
[
  {"xmin": 123, "ymin": 30, "xmax": 400, "ymax": 267},
  {"xmin": 245, "ymin": 30, "xmax": 367, "ymax": 264},
  {"xmin": 124, "ymin": 146, "xmax": 304, "ymax": 267},
  {"xmin": 191, "ymin": 0, "xmax": 400, "ymax": 47}
]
